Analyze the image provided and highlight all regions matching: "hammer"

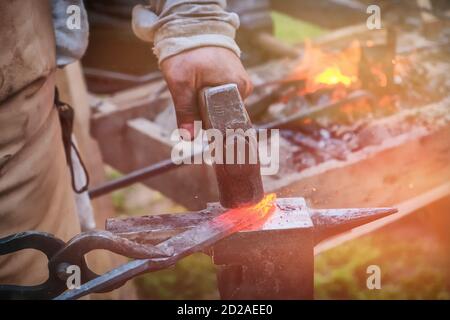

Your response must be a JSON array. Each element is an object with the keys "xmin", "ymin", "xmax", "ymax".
[{"xmin": 198, "ymin": 84, "xmax": 265, "ymax": 208}]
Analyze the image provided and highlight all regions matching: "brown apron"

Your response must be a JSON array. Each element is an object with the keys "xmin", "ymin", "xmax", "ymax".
[{"xmin": 0, "ymin": 0, "xmax": 80, "ymax": 286}]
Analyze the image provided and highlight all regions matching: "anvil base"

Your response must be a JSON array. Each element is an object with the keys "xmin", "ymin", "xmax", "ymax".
[{"xmin": 213, "ymin": 198, "xmax": 314, "ymax": 300}]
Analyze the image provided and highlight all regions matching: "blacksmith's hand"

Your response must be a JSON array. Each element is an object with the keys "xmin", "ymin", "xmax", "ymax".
[{"xmin": 160, "ymin": 47, "xmax": 253, "ymax": 138}]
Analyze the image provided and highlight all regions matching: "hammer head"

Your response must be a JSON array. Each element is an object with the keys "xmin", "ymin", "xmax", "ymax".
[{"xmin": 199, "ymin": 84, "xmax": 264, "ymax": 208}]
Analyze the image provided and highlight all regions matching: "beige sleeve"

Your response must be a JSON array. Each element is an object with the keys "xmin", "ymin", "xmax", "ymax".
[{"xmin": 132, "ymin": 0, "xmax": 241, "ymax": 64}]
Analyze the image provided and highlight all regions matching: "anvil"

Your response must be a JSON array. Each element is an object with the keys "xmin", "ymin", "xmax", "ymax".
[{"xmin": 105, "ymin": 197, "xmax": 396, "ymax": 300}]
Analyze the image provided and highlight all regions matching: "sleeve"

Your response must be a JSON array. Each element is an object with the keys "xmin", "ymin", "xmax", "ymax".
[{"xmin": 132, "ymin": 0, "xmax": 241, "ymax": 65}]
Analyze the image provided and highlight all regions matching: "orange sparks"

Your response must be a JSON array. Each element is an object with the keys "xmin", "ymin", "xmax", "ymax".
[
  {"xmin": 247, "ymin": 193, "xmax": 277, "ymax": 218},
  {"xmin": 243, "ymin": 193, "xmax": 277, "ymax": 231},
  {"xmin": 215, "ymin": 193, "xmax": 277, "ymax": 232}
]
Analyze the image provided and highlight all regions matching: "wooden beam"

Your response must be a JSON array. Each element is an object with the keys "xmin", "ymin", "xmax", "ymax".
[
  {"xmin": 270, "ymin": 102, "xmax": 450, "ymax": 210},
  {"xmin": 314, "ymin": 181, "xmax": 450, "ymax": 254}
]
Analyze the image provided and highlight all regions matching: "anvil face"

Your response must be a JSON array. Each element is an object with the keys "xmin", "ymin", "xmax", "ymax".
[
  {"xmin": 211, "ymin": 197, "xmax": 315, "ymax": 264},
  {"xmin": 240, "ymin": 197, "xmax": 313, "ymax": 232},
  {"xmin": 105, "ymin": 197, "xmax": 312, "ymax": 244},
  {"xmin": 106, "ymin": 196, "xmax": 395, "ymax": 247}
]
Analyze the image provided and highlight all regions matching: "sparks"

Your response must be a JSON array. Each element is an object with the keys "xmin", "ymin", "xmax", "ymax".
[
  {"xmin": 247, "ymin": 193, "xmax": 277, "ymax": 218},
  {"xmin": 215, "ymin": 193, "xmax": 277, "ymax": 232}
]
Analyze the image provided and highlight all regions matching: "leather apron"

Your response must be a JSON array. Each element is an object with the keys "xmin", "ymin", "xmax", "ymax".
[{"xmin": 0, "ymin": 0, "xmax": 80, "ymax": 286}]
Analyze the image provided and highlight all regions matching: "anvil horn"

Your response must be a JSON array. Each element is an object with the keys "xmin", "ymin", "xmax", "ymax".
[{"xmin": 310, "ymin": 207, "xmax": 398, "ymax": 245}]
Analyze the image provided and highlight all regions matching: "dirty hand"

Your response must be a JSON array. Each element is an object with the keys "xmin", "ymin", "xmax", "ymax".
[{"xmin": 160, "ymin": 47, "xmax": 253, "ymax": 137}]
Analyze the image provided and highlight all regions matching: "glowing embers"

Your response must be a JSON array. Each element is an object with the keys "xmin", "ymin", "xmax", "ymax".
[
  {"xmin": 314, "ymin": 66, "xmax": 355, "ymax": 87},
  {"xmin": 288, "ymin": 40, "xmax": 361, "ymax": 95}
]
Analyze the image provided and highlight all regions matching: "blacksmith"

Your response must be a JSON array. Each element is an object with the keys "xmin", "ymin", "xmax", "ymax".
[{"xmin": 0, "ymin": 0, "xmax": 251, "ymax": 293}]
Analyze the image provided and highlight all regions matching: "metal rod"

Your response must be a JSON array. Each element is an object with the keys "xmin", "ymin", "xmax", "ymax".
[{"xmin": 89, "ymin": 158, "xmax": 181, "ymax": 199}]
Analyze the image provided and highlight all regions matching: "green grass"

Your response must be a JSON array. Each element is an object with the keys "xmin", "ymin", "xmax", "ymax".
[
  {"xmin": 271, "ymin": 11, "xmax": 326, "ymax": 44},
  {"xmin": 132, "ymin": 231, "xmax": 450, "ymax": 300},
  {"xmin": 135, "ymin": 253, "xmax": 219, "ymax": 300},
  {"xmin": 315, "ymin": 235, "xmax": 450, "ymax": 300}
]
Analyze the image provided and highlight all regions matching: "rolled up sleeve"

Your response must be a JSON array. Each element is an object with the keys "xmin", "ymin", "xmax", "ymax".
[{"xmin": 132, "ymin": 0, "xmax": 241, "ymax": 64}]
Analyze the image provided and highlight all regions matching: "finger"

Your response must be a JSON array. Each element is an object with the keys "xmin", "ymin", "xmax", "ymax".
[
  {"xmin": 200, "ymin": 55, "xmax": 253, "ymax": 99},
  {"xmin": 235, "ymin": 75, "xmax": 253, "ymax": 100},
  {"xmin": 243, "ymin": 77, "xmax": 254, "ymax": 98},
  {"xmin": 171, "ymin": 86, "xmax": 198, "ymax": 140}
]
